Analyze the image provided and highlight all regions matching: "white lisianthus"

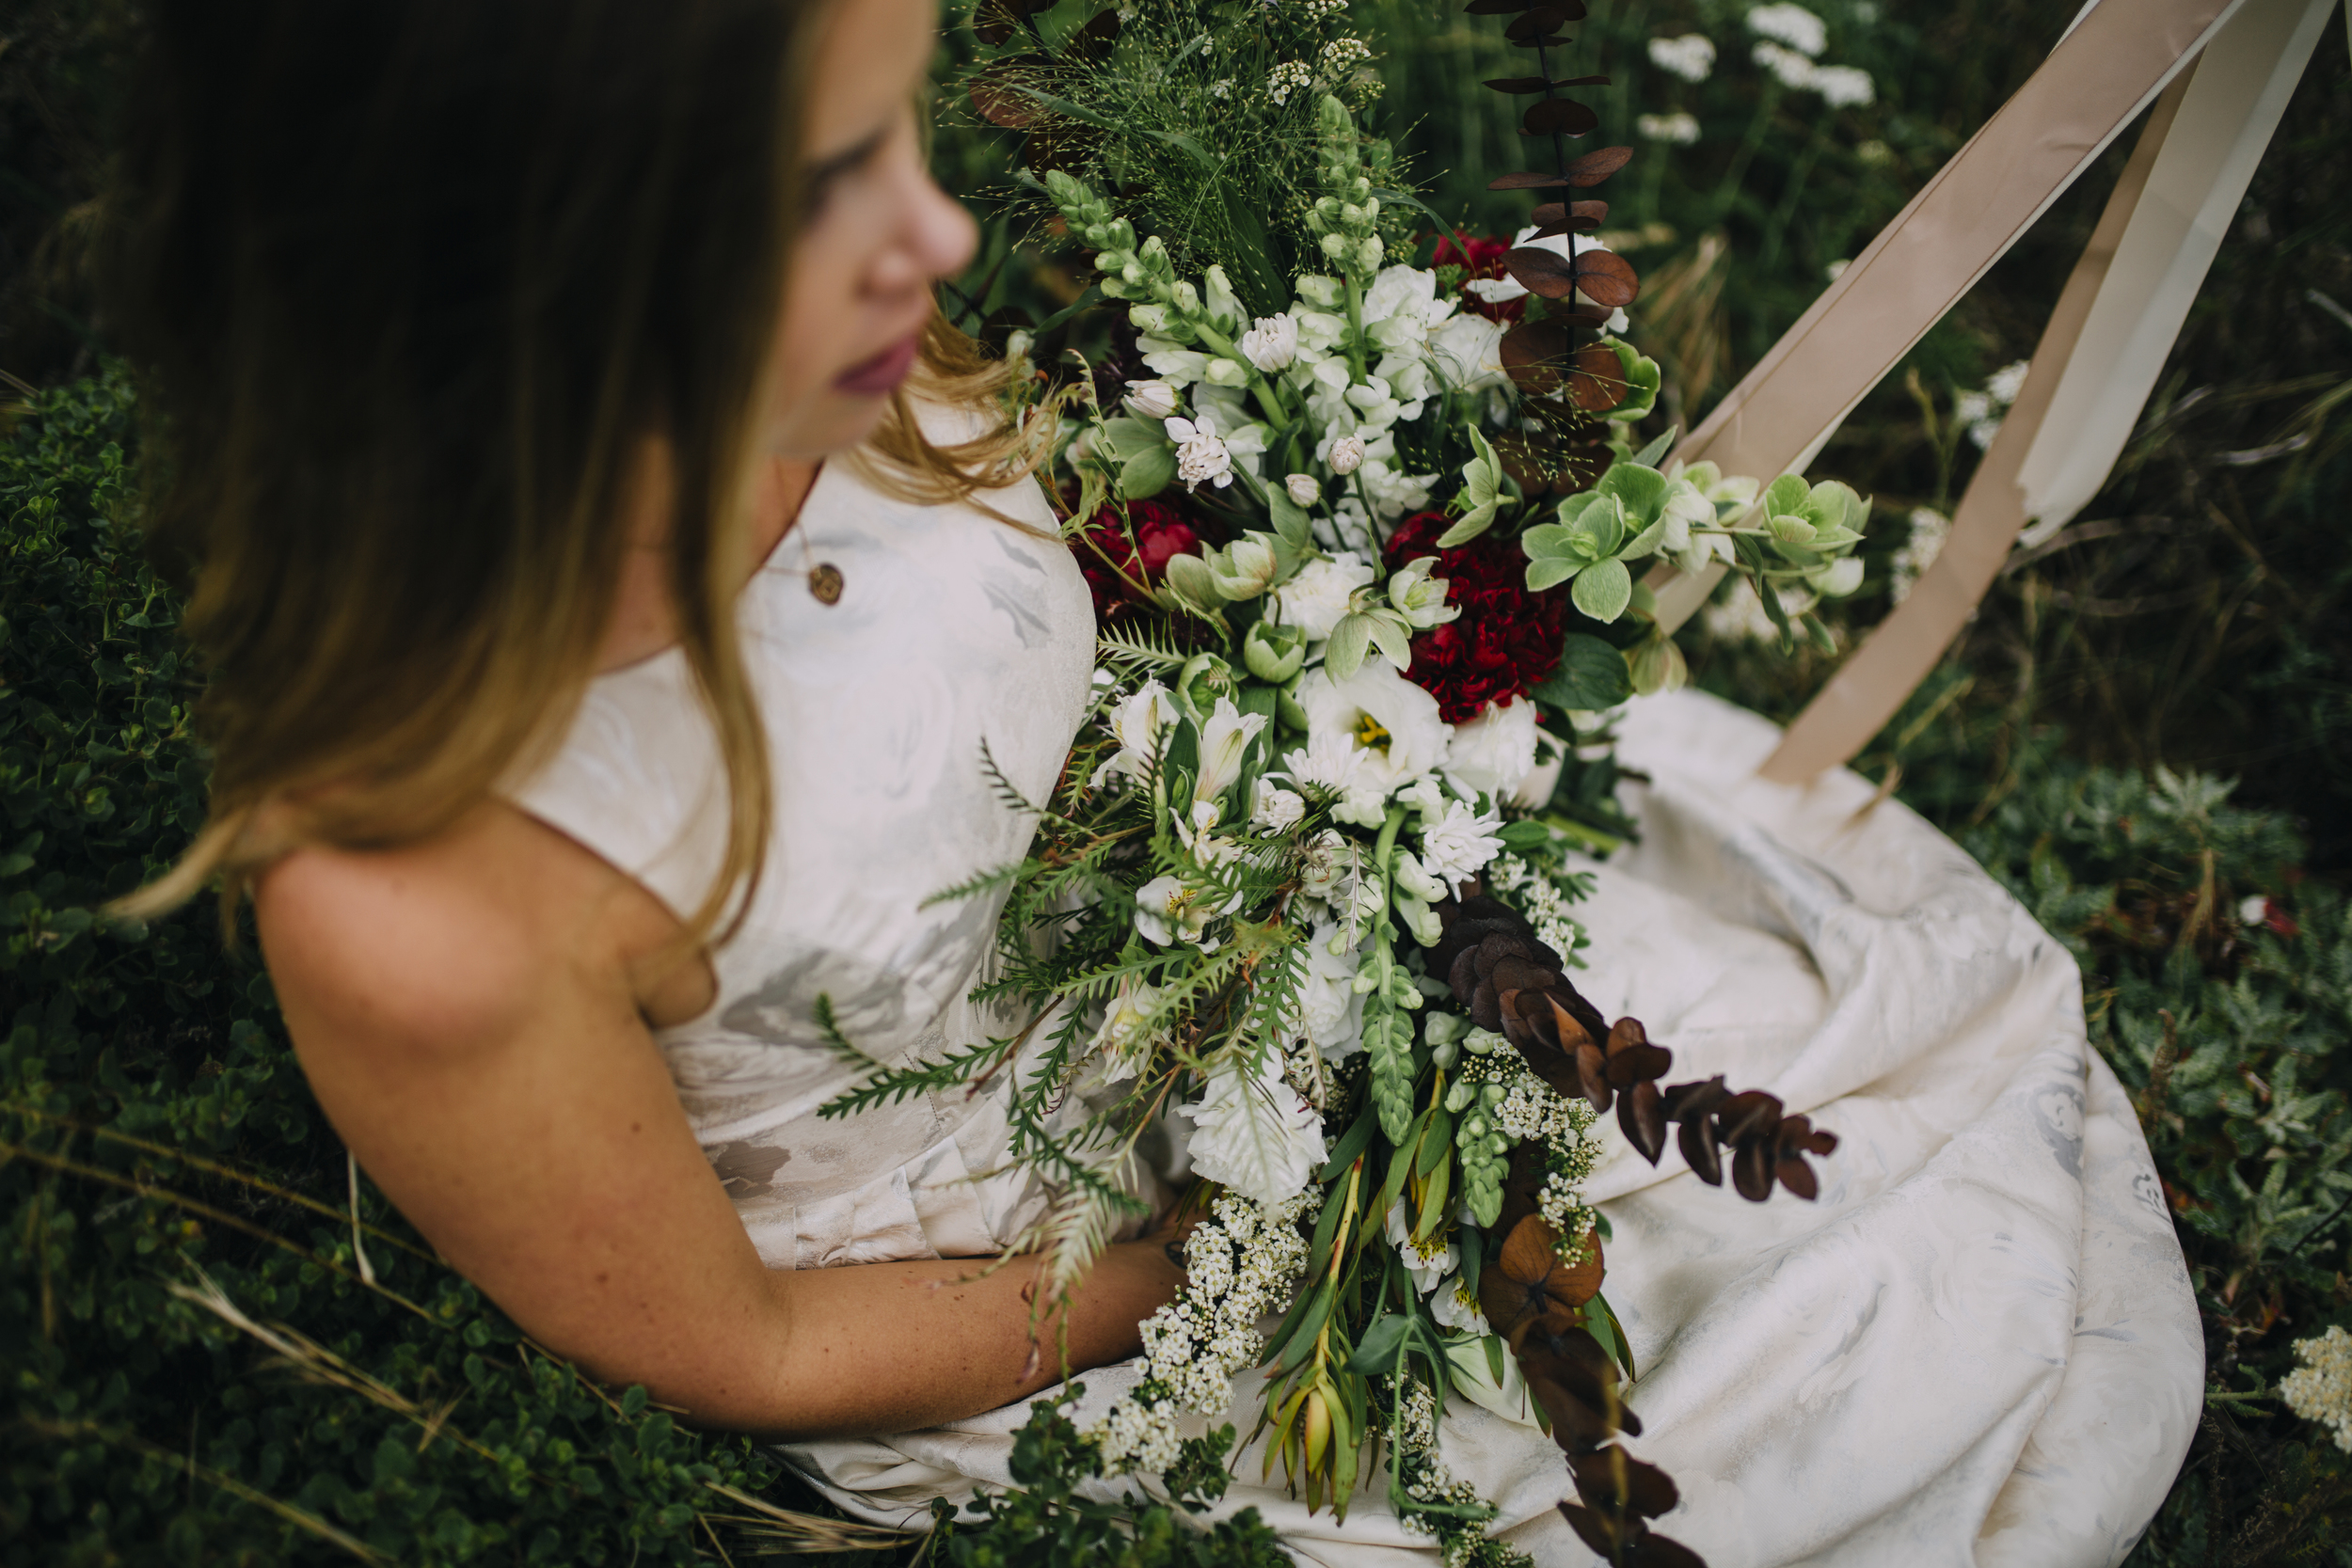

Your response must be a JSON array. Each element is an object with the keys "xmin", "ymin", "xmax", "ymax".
[
  {"xmin": 1431, "ymin": 313, "xmax": 1507, "ymax": 393},
  {"xmin": 1419, "ymin": 797, "xmax": 1507, "ymax": 882},
  {"xmin": 1093, "ymin": 679, "xmax": 1177, "ymax": 785},
  {"xmin": 1269, "ymin": 552, "xmax": 1375, "ymax": 641},
  {"xmin": 1165, "ymin": 412, "xmax": 1235, "ymax": 491},
  {"xmin": 1194, "ymin": 697, "xmax": 1268, "ymax": 806},
  {"xmin": 1250, "ymin": 779, "xmax": 1305, "ymax": 835},
  {"xmin": 1327, "ymin": 435, "xmax": 1367, "ymax": 475},
  {"xmin": 1238, "ymin": 313, "xmax": 1300, "ymax": 372},
  {"xmin": 1297, "ymin": 660, "xmax": 1448, "ymax": 795},
  {"xmin": 1123, "ymin": 379, "xmax": 1180, "ymax": 420},
  {"xmin": 1181, "ymin": 1050, "xmax": 1328, "ymax": 1206},
  {"xmin": 1135, "ymin": 874, "xmax": 1216, "ymax": 947},
  {"xmin": 1384, "ymin": 1197, "xmax": 1458, "ymax": 1295},
  {"xmin": 1444, "ymin": 697, "xmax": 1542, "ymax": 800}
]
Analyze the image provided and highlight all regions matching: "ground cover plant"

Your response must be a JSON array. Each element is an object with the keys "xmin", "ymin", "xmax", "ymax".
[{"xmin": 5, "ymin": 0, "xmax": 2351, "ymax": 1560}]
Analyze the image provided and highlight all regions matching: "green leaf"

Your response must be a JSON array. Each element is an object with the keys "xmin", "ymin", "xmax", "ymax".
[
  {"xmin": 1525, "ymin": 557, "xmax": 1581, "ymax": 594},
  {"xmin": 1096, "ymin": 416, "xmax": 1158, "ymax": 459},
  {"xmin": 1571, "ymin": 557, "xmax": 1633, "ymax": 623},
  {"xmin": 1268, "ymin": 487, "xmax": 1312, "ymax": 552},
  {"xmin": 1119, "ymin": 443, "xmax": 1177, "ymax": 500},
  {"xmin": 1317, "ymin": 1101, "xmax": 1380, "ymax": 1182},
  {"xmin": 1520, "ymin": 522, "xmax": 1576, "ymax": 560},
  {"xmin": 1763, "ymin": 472, "xmax": 1811, "ymax": 518},
  {"xmin": 1630, "ymin": 426, "xmax": 1680, "ymax": 468},
  {"xmin": 1497, "ymin": 819, "xmax": 1553, "ymax": 850},
  {"xmin": 1345, "ymin": 1312, "xmax": 1411, "ymax": 1374},
  {"xmin": 1596, "ymin": 462, "xmax": 1668, "ymax": 528},
  {"xmin": 1326, "ymin": 613, "xmax": 1375, "ymax": 680}
]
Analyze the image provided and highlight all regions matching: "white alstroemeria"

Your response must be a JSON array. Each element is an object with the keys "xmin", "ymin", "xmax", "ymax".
[
  {"xmin": 1285, "ymin": 472, "xmax": 1322, "ymax": 507},
  {"xmin": 1431, "ymin": 313, "xmax": 1507, "ymax": 393},
  {"xmin": 1444, "ymin": 697, "xmax": 1542, "ymax": 800},
  {"xmin": 1327, "ymin": 434, "xmax": 1367, "ymax": 475},
  {"xmin": 1238, "ymin": 313, "xmax": 1300, "ymax": 372},
  {"xmin": 1281, "ymin": 731, "xmax": 1374, "ymax": 801},
  {"xmin": 1181, "ymin": 1049, "xmax": 1329, "ymax": 1206},
  {"xmin": 1387, "ymin": 555, "xmax": 1459, "ymax": 630},
  {"xmin": 1384, "ymin": 1197, "xmax": 1458, "ymax": 1296},
  {"xmin": 1140, "ymin": 344, "xmax": 1211, "ymax": 386},
  {"xmin": 1745, "ymin": 2, "xmax": 1826, "ymax": 56},
  {"xmin": 1194, "ymin": 696, "xmax": 1268, "ymax": 806},
  {"xmin": 1165, "ymin": 412, "xmax": 1235, "ymax": 491},
  {"xmin": 1250, "ymin": 779, "xmax": 1305, "ymax": 835},
  {"xmin": 1295, "ymin": 917, "xmax": 1368, "ymax": 1061},
  {"xmin": 1123, "ymin": 379, "xmax": 1180, "ymax": 420},
  {"xmin": 1089, "ymin": 979, "xmax": 1167, "ymax": 1084},
  {"xmin": 1093, "ymin": 679, "xmax": 1178, "ymax": 785},
  {"xmin": 1297, "ymin": 660, "xmax": 1448, "ymax": 795},
  {"xmin": 1647, "ymin": 33, "xmax": 1717, "ymax": 82},
  {"xmin": 1270, "ymin": 552, "xmax": 1375, "ymax": 641},
  {"xmin": 1134, "ymin": 874, "xmax": 1226, "ymax": 948},
  {"xmin": 1418, "ymin": 797, "xmax": 1507, "ymax": 883},
  {"xmin": 1430, "ymin": 1273, "xmax": 1491, "ymax": 1335}
]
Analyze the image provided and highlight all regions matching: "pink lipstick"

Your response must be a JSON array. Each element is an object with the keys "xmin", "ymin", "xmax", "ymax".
[{"xmin": 834, "ymin": 333, "xmax": 921, "ymax": 396}]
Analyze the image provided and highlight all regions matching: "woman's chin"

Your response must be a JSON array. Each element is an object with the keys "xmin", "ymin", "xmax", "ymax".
[{"xmin": 772, "ymin": 396, "xmax": 896, "ymax": 460}]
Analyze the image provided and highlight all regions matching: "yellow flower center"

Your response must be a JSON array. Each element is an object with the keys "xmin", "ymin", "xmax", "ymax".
[{"xmin": 1353, "ymin": 713, "xmax": 1392, "ymax": 752}]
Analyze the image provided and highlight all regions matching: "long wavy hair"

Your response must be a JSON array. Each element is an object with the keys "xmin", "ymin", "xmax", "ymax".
[{"xmin": 103, "ymin": 0, "xmax": 1037, "ymax": 940}]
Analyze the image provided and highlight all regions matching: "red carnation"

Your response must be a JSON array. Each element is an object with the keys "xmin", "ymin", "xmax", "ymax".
[
  {"xmin": 1383, "ymin": 510, "xmax": 1565, "ymax": 722},
  {"xmin": 1431, "ymin": 232, "xmax": 1524, "ymax": 325},
  {"xmin": 1072, "ymin": 499, "xmax": 1206, "ymax": 623}
]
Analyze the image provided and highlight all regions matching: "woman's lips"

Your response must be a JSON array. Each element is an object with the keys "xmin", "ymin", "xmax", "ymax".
[{"xmin": 834, "ymin": 333, "xmax": 921, "ymax": 396}]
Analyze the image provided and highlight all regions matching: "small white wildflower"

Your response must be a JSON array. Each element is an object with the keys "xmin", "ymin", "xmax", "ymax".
[
  {"xmin": 1811, "ymin": 64, "xmax": 1875, "ymax": 107},
  {"xmin": 1987, "ymin": 358, "xmax": 2031, "ymax": 406},
  {"xmin": 1163, "ymin": 411, "xmax": 1234, "ymax": 490},
  {"xmin": 1208, "ymin": 77, "xmax": 1233, "ymax": 99},
  {"xmin": 1319, "ymin": 36, "xmax": 1374, "ymax": 78},
  {"xmin": 1754, "ymin": 39, "xmax": 1820, "ymax": 89},
  {"xmin": 1746, "ymin": 2, "xmax": 1827, "ymax": 56},
  {"xmin": 1636, "ymin": 111, "xmax": 1702, "ymax": 145},
  {"xmin": 1892, "ymin": 507, "xmax": 1950, "ymax": 603},
  {"xmin": 1647, "ymin": 33, "xmax": 1717, "ymax": 82},
  {"xmin": 1268, "ymin": 59, "xmax": 1313, "ymax": 105}
]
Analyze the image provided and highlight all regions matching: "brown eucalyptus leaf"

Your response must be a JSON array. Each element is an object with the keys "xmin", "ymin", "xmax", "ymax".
[
  {"xmin": 1504, "ymin": 7, "xmax": 1576, "ymax": 42},
  {"xmin": 1464, "ymin": 0, "xmax": 1537, "ymax": 12},
  {"xmin": 969, "ymin": 73, "xmax": 1043, "ymax": 128},
  {"xmin": 1565, "ymin": 144, "xmax": 1635, "ymax": 185},
  {"xmin": 1574, "ymin": 1037, "xmax": 1613, "ymax": 1111},
  {"xmin": 1732, "ymin": 1135, "xmax": 1775, "ymax": 1201},
  {"xmin": 1553, "ymin": 73, "xmax": 1612, "ymax": 87},
  {"xmin": 1573, "ymin": 247, "xmax": 1641, "ymax": 308},
  {"xmin": 1558, "ymin": 1503, "xmax": 1627, "ymax": 1558},
  {"xmin": 1488, "ymin": 954, "xmax": 1548, "ymax": 995},
  {"xmin": 1603, "ymin": 1017, "xmax": 1672, "ymax": 1086},
  {"xmin": 1566, "ymin": 343, "xmax": 1631, "ymax": 413},
  {"xmin": 1715, "ymin": 1089, "xmax": 1783, "ymax": 1146},
  {"xmin": 1482, "ymin": 1215, "xmax": 1603, "ymax": 1339},
  {"xmin": 1618, "ymin": 1079, "xmax": 1668, "ymax": 1164},
  {"xmin": 1776, "ymin": 1153, "xmax": 1820, "ymax": 1201},
  {"xmin": 1557, "ymin": 438, "xmax": 1613, "ymax": 493},
  {"xmin": 1677, "ymin": 1114, "xmax": 1722, "ymax": 1186},
  {"xmin": 1500, "ymin": 319, "xmax": 1572, "ymax": 392},
  {"xmin": 1502, "ymin": 245, "xmax": 1578, "ymax": 299},
  {"xmin": 1489, "ymin": 170, "xmax": 1574, "ymax": 191},
  {"xmin": 1484, "ymin": 75, "xmax": 1554, "ymax": 92},
  {"xmin": 1522, "ymin": 97, "xmax": 1600, "ymax": 137},
  {"xmin": 1660, "ymin": 1076, "xmax": 1728, "ymax": 1123},
  {"xmin": 1528, "ymin": 215, "xmax": 1602, "ymax": 240},
  {"xmin": 1570, "ymin": 1448, "xmax": 1682, "ymax": 1518},
  {"xmin": 1628, "ymin": 1534, "xmax": 1709, "ymax": 1568}
]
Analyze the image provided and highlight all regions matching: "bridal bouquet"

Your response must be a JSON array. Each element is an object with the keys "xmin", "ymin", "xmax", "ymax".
[{"xmin": 831, "ymin": 4, "xmax": 1867, "ymax": 1563}]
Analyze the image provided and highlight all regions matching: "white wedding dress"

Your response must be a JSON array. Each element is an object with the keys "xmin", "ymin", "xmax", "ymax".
[{"xmin": 513, "ymin": 426, "xmax": 2201, "ymax": 1567}]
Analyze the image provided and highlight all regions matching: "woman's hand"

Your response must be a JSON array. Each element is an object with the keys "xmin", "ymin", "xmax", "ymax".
[{"xmin": 256, "ymin": 799, "xmax": 1187, "ymax": 1441}]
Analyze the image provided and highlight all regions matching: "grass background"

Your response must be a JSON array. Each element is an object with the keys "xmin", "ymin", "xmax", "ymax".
[{"xmin": 4, "ymin": 0, "xmax": 2351, "ymax": 1560}]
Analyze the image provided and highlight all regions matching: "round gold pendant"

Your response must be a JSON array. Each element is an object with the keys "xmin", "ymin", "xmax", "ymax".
[{"xmin": 807, "ymin": 562, "xmax": 844, "ymax": 605}]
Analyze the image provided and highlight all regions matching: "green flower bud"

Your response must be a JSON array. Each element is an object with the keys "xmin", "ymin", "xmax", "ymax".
[
  {"xmin": 1444, "ymin": 1080, "xmax": 1477, "ymax": 1114},
  {"xmin": 1243, "ymin": 620, "xmax": 1309, "ymax": 684}
]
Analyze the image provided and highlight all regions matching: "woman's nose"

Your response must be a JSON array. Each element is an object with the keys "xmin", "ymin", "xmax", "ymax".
[{"xmin": 871, "ymin": 169, "xmax": 978, "ymax": 298}]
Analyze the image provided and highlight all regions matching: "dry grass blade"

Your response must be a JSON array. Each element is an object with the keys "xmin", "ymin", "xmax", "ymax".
[
  {"xmin": 703, "ymin": 1483, "xmax": 918, "ymax": 1552},
  {"xmin": 20, "ymin": 1416, "xmax": 395, "ymax": 1565}
]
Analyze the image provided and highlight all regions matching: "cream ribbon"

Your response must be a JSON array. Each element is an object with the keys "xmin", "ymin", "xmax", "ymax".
[{"xmin": 1634, "ymin": 0, "xmax": 2338, "ymax": 782}]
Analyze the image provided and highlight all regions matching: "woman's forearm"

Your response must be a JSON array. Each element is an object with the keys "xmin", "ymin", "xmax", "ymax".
[{"xmin": 713, "ymin": 1237, "xmax": 1185, "ymax": 1441}]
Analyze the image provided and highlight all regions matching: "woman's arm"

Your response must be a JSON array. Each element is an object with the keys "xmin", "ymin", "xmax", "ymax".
[{"xmin": 256, "ymin": 800, "xmax": 1183, "ymax": 1439}]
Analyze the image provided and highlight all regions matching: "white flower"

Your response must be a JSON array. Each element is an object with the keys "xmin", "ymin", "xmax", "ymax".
[
  {"xmin": 1430, "ymin": 1274, "xmax": 1490, "ymax": 1335},
  {"xmin": 1282, "ymin": 733, "xmax": 1373, "ymax": 802},
  {"xmin": 1250, "ymin": 779, "xmax": 1305, "ymax": 834},
  {"xmin": 1393, "ymin": 851, "xmax": 1449, "ymax": 905},
  {"xmin": 1418, "ymin": 797, "xmax": 1506, "ymax": 883},
  {"xmin": 1238, "ymin": 313, "xmax": 1300, "ymax": 372},
  {"xmin": 1637, "ymin": 111, "xmax": 1702, "ymax": 145},
  {"xmin": 1165, "ymin": 412, "xmax": 1234, "ymax": 490},
  {"xmin": 1444, "ymin": 697, "xmax": 1542, "ymax": 800},
  {"xmin": 1384, "ymin": 1197, "xmax": 1457, "ymax": 1295},
  {"xmin": 1284, "ymin": 473, "xmax": 1322, "ymax": 509},
  {"xmin": 1124, "ymin": 379, "xmax": 1180, "ymax": 420},
  {"xmin": 1093, "ymin": 679, "xmax": 1177, "ymax": 785},
  {"xmin": 1181, "ymin": 1050, "xmax": 1328, "ymax": 1206},
  {"xmin": 1327, "ymin": 434, "xmax": 1366, "ymax": 475},
  {"xmin": 1194, "ymin": 696, "xmax": 1269, "ymax": 806},
  {"xmin": 1135, "ymin": 874, "xmax": 1216, "ymax": 947},
  {"xmin": 1140, "ymin": 344, "xmax": 1210, "ymax": 386},
  {"xmin": 1269, "ymin": 551, "xmax": 1375, "ymax": 641},
  {"xmin": 1811, "ymin": 63, "xmax": 1874, "ymax": 106},
  {"xmin": 1987, "ymin": 358, "xmax": 2031, "ymax": 405},
  {"xmin": 1469, "ymin": 228, "xmax": 1616, "ymax": 307},
  {"xmin": 1359, "ymin": 265, "xmax": 1453, "ymax": 334},
  {"xmin": 1295, "ymin": 828, "xmax": 1356, "ymax": 901},
  {"xmin": 1430, "ymin": 312, "xmax": 1507, "ymax": 393},
  {"xmin": 2284, "ymin": 1325, "xmax": 2352, "ymax": 1454},
  {"xmin": 1647, "ymin": 32, "xmax": 1716, "ymax": 81},
  {"xmin": 1295, "ymin": 917, "xmax": 1366, "ymax": 1060},
  {"xmin": 1746, "ymin": 3, "xmax": 1826, "ymax": 56},
  {"xmin": 1297, "ymin": 660, "xmax": 1448, "ymax": 796},
  {"xmin": 1753, "ymin": 39, "xmax": 1819, "ymax": 89},
  {"xmin": 1089, "ymin": 980, "xmax": 1166, "ymax": 1083},
  {"xmin": 1267, "ymin": 59, "xmax": 1312, "ymax": 105}
]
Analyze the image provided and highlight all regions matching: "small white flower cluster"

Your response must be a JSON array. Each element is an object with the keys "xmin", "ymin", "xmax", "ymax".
[
  {"xmin": 2283, "ymin": 1324, "xmax": 2352, "ymax": 1453},
  {"xmin": 1455, "ymin": 1039, "xmax": 1602, "ymax": 1259},
  {"xmin": 1646, "ymin": 33, "xmax": 1716, "ymax": 83},
  {"xmin": 1387, "ymin": 1378, "xmax": 1526, "ymax": 1567},
  {"xmin": 1745, "ymin": 6, "xmax": 1872, "ymax": 106},
  {"xmin": 1746, "ymin": 2, "xmax": 1826, "ymax": 56},
  {"xmin": 1956, "ymin": 359, "xmax": 2029, "ymax": 450},
  {"xmin": 1485, "ymin": 854, "xmax": 1590, "ymax": 969},
  {"xmin": 1636, "ymin": 112, "xmax": 1702, "ymax": 145},
  {"xmin": 1319, "ymin": 36, "xmax": 1374, "ymax": 77},
  {"xmin": 1094, "ymin": 1190, "xmax": 1317, "ymax": 1474},
  {"xmin": 1298, "ymin": 0, "xmax": 1349, "ymax": 16},
  {"xmin": 1891, "ymin": 506, "xmax": 1950, "ymax": 604},
  {"xmin": 1268, "ymin": 59, "xmax": 1314, "ymax": 105},
  {"xmin": 1539, "ymin": 1171, "xmax": 1599, "ymax": 1260}
]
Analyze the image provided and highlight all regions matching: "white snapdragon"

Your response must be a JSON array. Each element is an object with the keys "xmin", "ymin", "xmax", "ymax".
[
  {"xmin": 1181, "ymin": 1048, "xmax": 1329, "ymax": 1205},
  {"xmin": 1328, "ymin": 434, "xmax": 1367, "ymax": 474},
  {"xmin": 1647, "ymin": 32, "xmax": 1717, "ymax": 81},
  {"xmin": 1238, "ymin": 313, "xmax": 1300, "ymax": 372},
  {"xmin": 1123, "ymin": 379, "xmax": 1180, "ymax": 419},
  {"xmin": 1443, "ymin": 697, "xmax": 1543, "ymax": 800},
  {"xmin": 1269, "ymin": 552, "xmax": 1375, "ymax": 641},
  {"xmin": 1165, "ymin": 412, "xmax": 1235, "ymax": 490},
  {"xmin": 1250, "ymin": 778, "xmax": 1306, "ymax": 834}
]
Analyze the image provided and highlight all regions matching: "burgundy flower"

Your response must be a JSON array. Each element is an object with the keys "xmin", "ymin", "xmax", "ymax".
[
  {"xmin": 1383, "ymin": 510, "xmax": 1565, "ymax": 723},
  {"xmin": 1072, "ymin": 499, "xmax": 1205, "ymax": 623},
  {"xmin": 1432, "ymin": 231, "xmax": 1525, "ymax": 325}
]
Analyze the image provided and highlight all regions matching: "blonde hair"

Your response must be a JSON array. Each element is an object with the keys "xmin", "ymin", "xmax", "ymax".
[{"xmin": 103, "ymin": 0, "xmax": 1044, "ymax": 942}]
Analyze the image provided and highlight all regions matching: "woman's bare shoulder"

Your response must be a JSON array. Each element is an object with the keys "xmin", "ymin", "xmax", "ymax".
[{"xmin": 254, "ymin": 800, "xmax": 667, "ymax": 1062}]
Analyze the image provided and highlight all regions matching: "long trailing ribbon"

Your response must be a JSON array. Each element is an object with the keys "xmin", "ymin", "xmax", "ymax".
[{"xmin": 1637, "ymin": 0, "xmax": 2339, "ymax": 781}]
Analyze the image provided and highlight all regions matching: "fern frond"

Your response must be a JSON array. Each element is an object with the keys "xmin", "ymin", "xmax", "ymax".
[
  {"xmin": 1095, "ymin": 624, "xmax": 1193, "ymax": 671},
  {"xmin": 814, "ymin": 1033, "xmax": 1019, "ymax": 1120}
]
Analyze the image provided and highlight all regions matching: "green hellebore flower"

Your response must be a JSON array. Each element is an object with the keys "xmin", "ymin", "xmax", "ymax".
[
  {"xmin": 1387, "ymin": 555, "xmax": 1460, "ymax": 631},
  {"xmin": 1243, "ymin": 619, "xmax": 1309, "ymax": 684},
  {"xmin": 1173, "ymin": 653, "xmax": 1236, "ymax": 723},
  {"xmin": 1206, "ymin": 534, "xmax": 1281, "ymax": 600}
]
